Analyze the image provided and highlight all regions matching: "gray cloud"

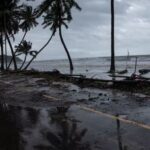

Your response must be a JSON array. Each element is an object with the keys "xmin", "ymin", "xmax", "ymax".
[{"xmin": 13, "ymin": 0, "xmax": 150, "ymax": 60}]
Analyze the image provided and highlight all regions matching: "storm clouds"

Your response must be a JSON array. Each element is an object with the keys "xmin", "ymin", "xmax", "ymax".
[{"xmin": 17, "ymin": 0, "xmax": 150, "ymax": 60}]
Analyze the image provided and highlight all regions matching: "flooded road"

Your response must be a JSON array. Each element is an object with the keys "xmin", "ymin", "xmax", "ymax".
[
  {"xmin": 0, "ymin": 103, "xmax": 150, "ymax": 150},
  {"xmin": 0, "ymin": 74, "xmax": 150, "ymax": 150}
]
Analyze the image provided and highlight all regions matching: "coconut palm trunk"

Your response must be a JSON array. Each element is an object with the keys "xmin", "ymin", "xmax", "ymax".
[
  {"xmin": 4, "ymin": 36, "xmax": 8, "ymax": 69},
  {"xmin": 3, "ymin": 13, "xmax": 8, "ymax": 70},
  {"xmin": 5, "ymin": 33, "xmax": 17, "ymax": 70},
  {"xmin": 23, "ymin": 32, "xmax": 54, "ymax": 70},
  {"xmin": 7, "ymin": 31, "xmax": 27, "ymax": 70},
  {"xmin": 19, "ymin": 54, "xmax": 27, "ymax": 70},
  {"xmin": 0, "ymin": 34, "xmax": 4, "ymax": 70},
  {"xmin": 20, "ymin": 32, "xmax": 27, "ymax": 44},
  {"xmin": 110, "ymin": 0, "xmax": 115, "ymax": 73},
  {"xmin": 59, "ymin": 26, "xmax": 74, "ymax": 74}
]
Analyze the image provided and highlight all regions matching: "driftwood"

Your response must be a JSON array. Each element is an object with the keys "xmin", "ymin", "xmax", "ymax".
[
  {"xmin": 139, "ymin": 69, "xmax": 150, "ymax": 74},
  {"xmin": 117, "ymin": 69, "xmax": 128, "ymax": 74},
  {"xmin": 65, "ymin": 75, "xmax": 150, "ymax": 84},
  {"xmin": 61, "ymin": 73, "xmax": 86, "ymax": 78},
  {"xmin": 109, "ymin": 74, "xmax": 150, "ymax": 81},
  {"xmin": 3, "ymin": 70, "xmax": 150, "ymax": 92}
]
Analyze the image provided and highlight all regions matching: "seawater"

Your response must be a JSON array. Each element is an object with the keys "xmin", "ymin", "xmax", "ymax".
[{"xmin": 20, "ymin": 56, "xmax": 150, "ymax": 79}]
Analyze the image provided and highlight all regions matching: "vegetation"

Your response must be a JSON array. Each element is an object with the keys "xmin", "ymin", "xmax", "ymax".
[
  {"xmin": 0, "ymin": 0, "xmax": 119, "ymax": 75},
  {"xmin": 0, "ymin": 0, "xmax": 22, "ymax": 70},
  {"xmin": 15, "ymin": 40, "xmax": 37, "ymax": 70},
  {"xmin": 34, "ymin": 0, "xmax": 81, "ymax": 74},
  {"xmin": 0, "ymin": 0, "xmax": 81, "ymax": 73}
]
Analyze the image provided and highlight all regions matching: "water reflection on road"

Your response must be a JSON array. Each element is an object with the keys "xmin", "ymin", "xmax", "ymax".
[{"xmin": 0, "ymin": 102, "xmax": 150, "ymax": 150}]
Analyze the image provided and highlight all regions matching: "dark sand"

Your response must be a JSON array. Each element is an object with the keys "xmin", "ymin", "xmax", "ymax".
[{"xmin": 0, "ymin": 73, "xmax": 150, "ymax": 150}]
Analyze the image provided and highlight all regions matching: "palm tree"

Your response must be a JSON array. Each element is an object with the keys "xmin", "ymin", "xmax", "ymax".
[
  {"xmin": 23, "ymin": 2, "xmax": 57, "ymax": 70},
  {"xmin": 19, "ymin": 5, "xmax": 38, "ymax": 42},
  {"xmin": 15, "ymin": 40, "xmax": 32, "ymax": 70},
  {"xmin": 110, "ymin": 0, "xmax": 115, "ymax": 73},
  {"xmin": 23, "ymin": 32, "xmax": 54, "ymax": 70},
  {"xmin": 7, "ymin": 4, "xmax": 38, "ymax": 70},
  {"xmin": 31, "ymin": 0, "xmax": 81, "ymax": 74},
  {"xmin": 0, "ymin": 0, "xmax": 23, "ymax": 70}
]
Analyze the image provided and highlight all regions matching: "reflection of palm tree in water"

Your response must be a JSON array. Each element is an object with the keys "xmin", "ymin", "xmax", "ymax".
[{"xmin": 35, "ymin": 107, "xmax": 91, "ymax": 150}]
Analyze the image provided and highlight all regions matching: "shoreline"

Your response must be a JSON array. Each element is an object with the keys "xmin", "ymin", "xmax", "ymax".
[
  {"xmin": 3, "ymin": 70, "xmax": 150, "ymax": 95},
  {"xmin": 0, "ymin": 70, "xmax": 150, "ymax": 114}
]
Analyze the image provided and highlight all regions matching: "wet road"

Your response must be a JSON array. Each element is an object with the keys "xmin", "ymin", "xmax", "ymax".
[
  {"xmin": 0, "ymin": 103, "xmax": 149, "ymax": 150},
  {"xmin": 0, "ymin": 74, "xmax": 150, "ymax": 150}
]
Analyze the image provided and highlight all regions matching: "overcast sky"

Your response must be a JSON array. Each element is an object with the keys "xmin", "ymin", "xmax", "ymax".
[{"xmin": 15, "ymin": 0, "xmax": 150, "ymax": 60}]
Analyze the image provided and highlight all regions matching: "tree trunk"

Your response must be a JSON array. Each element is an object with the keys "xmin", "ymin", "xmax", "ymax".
[
  {"xmin": 3, "ymin": 12, "xmax": 7, "ymax": 70},
  {"xmin": 20, "ymin": 54, "xmax": 27, "ymax": 70},
  {"xmin": 59, "ymin": 26, "xmax": 74, "ymax": 75},
  {"xmin": 7, "ymin": 31, "xmax": 27, "ymax": 70},
  {"xmin": 4, "ymin": 35, "xmax": 8, "ymax": 69},
  {"xmin": 20, "ymin": 32, "xmax": 27, "ymax": 44},
  {"xmin": 5, "ymin": 33, "xmax": 17, "ymax": 70},
  {"xmin": 0, "ymin": 34, "xmax": 4, "ymax": 70},
  {"xmin": 23, "ymin": 32, "xmax": 54, "ymax": 70},
  {"xmin": 110, "ymin": 0, "xmax": 115, "ymax": 73}
]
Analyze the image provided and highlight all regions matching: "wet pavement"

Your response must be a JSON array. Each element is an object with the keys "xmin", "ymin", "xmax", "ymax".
[
  {"xmin": 0, "ymin": 73, "xmax": 150, "ymax": 150},
  {"xmin": 0, "ymin": 104, "xmax": 150, "ymax": 150}
]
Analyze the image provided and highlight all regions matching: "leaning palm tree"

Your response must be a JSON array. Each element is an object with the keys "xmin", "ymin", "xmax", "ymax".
[
  {"xmin": 27, "ymin": 0, "xmax": 81, "ymax": 74},
  {"xmin": 23, "ymin": 2, "xmax": 56, "ymax": 70},
  {"xmin": 110, "ymin": 0, "xmax": 115, "ymax": 73}
]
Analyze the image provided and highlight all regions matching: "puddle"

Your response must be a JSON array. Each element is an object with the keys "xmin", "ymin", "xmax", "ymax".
[{"xmin": 0, "ymin": 102, "xmax": 150, "ymax": 150}]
